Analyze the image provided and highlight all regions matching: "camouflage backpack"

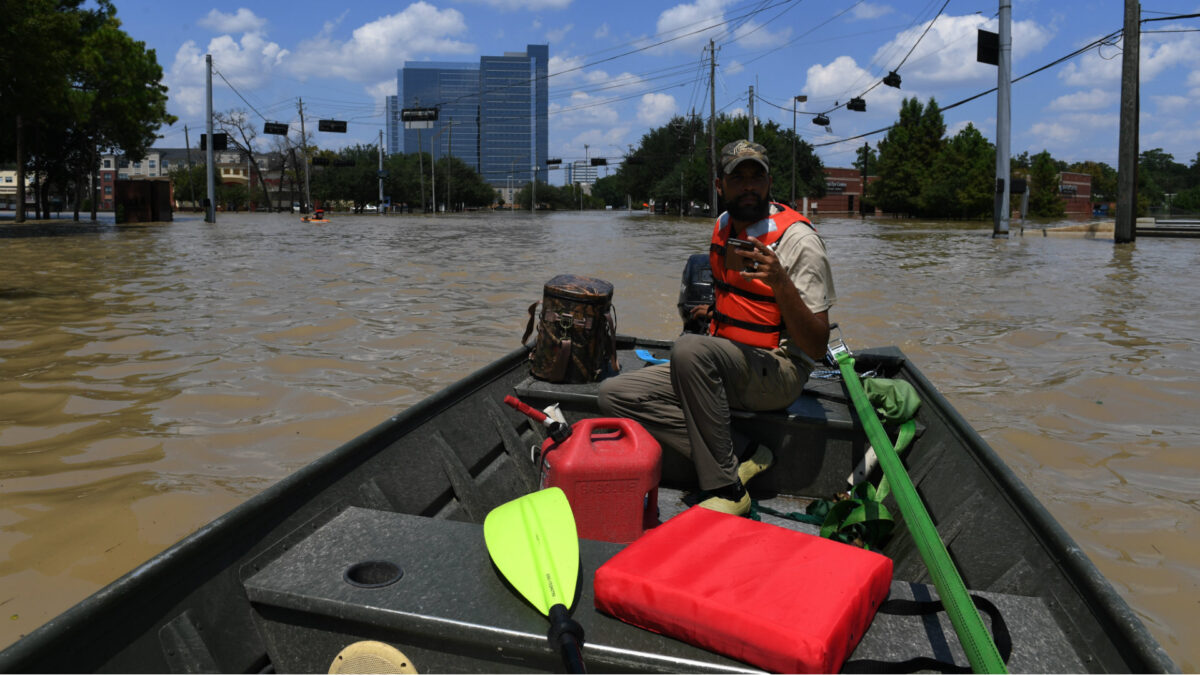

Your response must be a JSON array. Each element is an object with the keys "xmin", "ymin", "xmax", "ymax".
[{"xmin": 522, "ymin": 275, "xmax": 619, "ymax": 383}]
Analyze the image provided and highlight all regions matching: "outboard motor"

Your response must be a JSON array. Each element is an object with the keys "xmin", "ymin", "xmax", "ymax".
[{"xmin": 677, "ymin": 253, "xmax": 714, "ymax": 335}]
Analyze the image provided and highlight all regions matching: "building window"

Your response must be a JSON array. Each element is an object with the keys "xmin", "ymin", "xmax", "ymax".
[
  {"xmin": 148, "ymin": 160, "xmax": 156, "ymax": 168},
  {"xmin": 161, "ymin": 160, "xmax": 170, "ymax": 169},
  {"xmin": 119, "ymin": 173, "xmax": 129, "ymax": 180},
  {"xmin": 103, "ymin": 159, "xmax": 112, "ymax": 168},
  {"xmin": 105, "ymin": 186, "xmax": 112, "ymax": 194}
]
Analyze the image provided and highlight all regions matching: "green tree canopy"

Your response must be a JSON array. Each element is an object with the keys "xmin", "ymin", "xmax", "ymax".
[
  {"xmin": 1028, "ymin": 150, "xmax": 1066, "ymax": 218},
  {"xmin": 872, "ymin": 97, "xmax": 946, "ymax": 216}
]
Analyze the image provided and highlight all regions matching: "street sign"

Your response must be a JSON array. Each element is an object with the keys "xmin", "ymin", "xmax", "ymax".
[
  {"xmin": 546, "ymin": 158, "xmax": 562, "ymax": 165},
  {"xmin": 318, "ymin": 119, "xmax": 347, "ymax": 133},
  {"xmin": 977, "ymin": 30, "xmax": 999, "ymax": 66},
  {"xmin": 401, "ymin": 108, "xmax": 438, "ymax": 129},
  {"xmin": 200, "ymin": 133, "xmax": 227, "ymax": 151},
  {"xmin": 590, "ymin": 158, "xmax": 607, "ymax": 166},
  {"xmin": 263, "ymin": 122, "xmax": 289, "ymax": 135},
  {"xmin": 311, "ymin": 157, "xmax": 330, "ymax": 166}
]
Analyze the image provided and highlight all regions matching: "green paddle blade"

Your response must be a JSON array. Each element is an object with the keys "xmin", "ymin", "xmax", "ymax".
[{"xmin": 484, "ymin": 487, "xmax": 579, "ymax": 616}]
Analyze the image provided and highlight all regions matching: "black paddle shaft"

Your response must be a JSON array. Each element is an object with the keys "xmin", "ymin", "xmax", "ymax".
[{"xmin": 547, "ymin": 604, "xmax": 586, "ymax": 673}]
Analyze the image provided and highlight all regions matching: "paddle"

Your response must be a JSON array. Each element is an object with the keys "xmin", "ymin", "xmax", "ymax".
[{"xmin": 483, "ymin": 487, "xmax": 587, "ymax": 673}]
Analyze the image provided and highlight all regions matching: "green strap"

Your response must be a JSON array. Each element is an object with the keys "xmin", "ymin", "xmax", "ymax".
[
  {"xmin": 836, "ymin": 352, "xmax": 1008, "ymax": 674},
  {"xmin": 875, "ymin": 419, "xmax": 916, "ymax": 502}
]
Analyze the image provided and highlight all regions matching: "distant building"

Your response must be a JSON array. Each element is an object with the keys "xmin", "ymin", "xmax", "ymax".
[
  {"xmin": 98, "ymin": 148, "xmax": 194, "ymax": 210},
  {"xmin": 811, "ymin": 167, "xmax": 876, "ymax": 215},
  {"xmin": 392, "ymin": 44, "xmax": 548, "ymax": 191},
  {"xmin": 1058, "ymin": 171, "xmax": 1092, "ymax": 215},
  {"xmin": 566, "ymin": 161, "xmax": 598, "ymax": 185}
]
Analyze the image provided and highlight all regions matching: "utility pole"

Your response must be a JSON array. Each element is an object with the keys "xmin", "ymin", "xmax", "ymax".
[
  {"xmin": 184, "ymin": 125, "xmax": 197, "ymax": 210},
  {"xmin": 861, "ymin": 142, "xmax": 869, "ymax": 218},
  {"xmin": 417, "ymin": 129, "xmax": 425, "ymax": 212},
  {"xmin": 447, "ymin": 122, "xmax": 453, "ymax": 212},
  {"xmin": 298, "ymin": 98, "xmax": 312, "ymax": 214},
  {"xmin": 992, "ymin": 0, "xmax": 1012, "ymax": 238},
  {"xmin": 205, "ymin": 54, "xmax": 216, "ymax": 223},
  {"xmin": 378, "ymin": 129, "xmax": 384, "ymax": 214},
  {"xmin": 791, "ymin": 95, "xmax": 806, "ymax": 207},
  {"xmin": 532, "ymin": 164, "xmax": 538, "ymax": 212},
  {"xmin": 1115, "ymin": 0, "xmax": 1140, "ymax": 243},
  {"xmin": 748, "ymin": 85, "xmax": 755, "ymax": 142},
  {"xmin": 708, "ymin": 39, "xmax": 718, "ymax": 218}
]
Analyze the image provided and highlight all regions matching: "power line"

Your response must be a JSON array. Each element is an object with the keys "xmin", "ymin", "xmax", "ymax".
[{"xmin": 813, "ymin": 25, "xmax": 1126, "ymax": 148}]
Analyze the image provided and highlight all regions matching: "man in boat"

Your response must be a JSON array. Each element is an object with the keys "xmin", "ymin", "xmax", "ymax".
[{"xmin": 598, "ymin": 140, "xmax": 835, "ymax": 515}]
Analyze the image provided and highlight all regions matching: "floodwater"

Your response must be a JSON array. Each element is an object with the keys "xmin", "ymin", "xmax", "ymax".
[{"xmin": 1, "ymin": 210, "xmax": 1197, "ymax": 668}]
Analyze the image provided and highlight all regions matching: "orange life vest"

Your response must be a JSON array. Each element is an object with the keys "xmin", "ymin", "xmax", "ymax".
[{"xmin": 707, "ymin": 203, "xmax": 812, "ymax": 349}]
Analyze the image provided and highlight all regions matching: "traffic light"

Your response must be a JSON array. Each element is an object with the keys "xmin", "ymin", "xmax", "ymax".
[
  {"xmin": 883, "ymin": 71, "xmax": 901, "ymax": 88},
  {"xmin": 847, "ymin": 97, "xmax": 866, "ymax": 112},
  {"xmin": 590, "ymin": 158, "xmax": 607, "ymax": 166},
  {"xmin": 318, "ymin": 119, "xmax": 347, "ymax": 133},
  {"xmin": 199, "ymin": 133, "xmax": 227, "ymax": 151},
  {"xmin": 812, "ymin": 114, "xmax": 830, "ymax": 127},
  {"xmin": 263, "ymin": 122, "xmax": 289, "ymax": 135}
]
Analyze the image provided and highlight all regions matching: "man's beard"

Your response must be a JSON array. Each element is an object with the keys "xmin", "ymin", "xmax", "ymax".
[{"xmin": 727, "ymin": 193, "xmax": 771, "ymax": 222}]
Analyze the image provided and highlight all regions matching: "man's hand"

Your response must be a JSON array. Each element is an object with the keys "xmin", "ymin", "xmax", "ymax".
[{"xmin": 690, "ymin": 304, "xmax": 713, "ymax": 321}]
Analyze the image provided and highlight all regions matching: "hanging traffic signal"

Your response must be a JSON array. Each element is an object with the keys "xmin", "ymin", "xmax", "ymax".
[
  {"xmin": 318, "ymin": 119, "xmax": 347, "ymax": 133},
  {"xmin": 847, "ymin": 97, "xmax": 866, "ymax": 112},
  {"xmin": 199, "ymin": 133, "xmax": 227, "ymax": 151},
  {"xmin": 590, "ymin": 158, "xmax": 607, "ymax": 166},
  {"xmin": 812, "ymin": 114, "xmax": 830, "ymax": 127},
  {"xmin": 883, "ymin": 71, "xmax": 901, "ymax": 88}
]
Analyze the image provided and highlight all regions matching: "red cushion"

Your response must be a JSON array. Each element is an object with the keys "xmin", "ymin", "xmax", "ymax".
[{"xmin": 594, "ymin": 506, "xmax": 893, "ymax": 673}]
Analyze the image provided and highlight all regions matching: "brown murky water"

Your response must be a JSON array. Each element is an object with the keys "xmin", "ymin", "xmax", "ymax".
[{"xmin": 2, "ymin": 211, "xmax": 1197, "ymax": 668}]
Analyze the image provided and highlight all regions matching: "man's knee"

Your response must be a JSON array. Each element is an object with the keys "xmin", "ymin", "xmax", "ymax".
[{"xmin": 596, "ymin": 376, "xmax": 620, "ymax": 415}]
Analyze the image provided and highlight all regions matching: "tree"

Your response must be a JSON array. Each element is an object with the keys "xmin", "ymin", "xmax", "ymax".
[
  {"xmin": 168, "ymin": 162, "xmax": 207, "ymax": 210},
  {"xmin": 1028, "ymin": 150, "xmax": 1065, "ymax": 218},
  {"xmin": 1068, "ymin": 160, "xmax": 1117, "ymax": 203},
  {"xmin": 872, "ymin": 97, "xmax": 945, "ymax": 216},
  {"xmin": 1, "ymin": 1, "xmax": 172, "ymax": 223},
  {"xmin": 216, "ymin": 109, "xmax": 274, "ymax": 211},
  {"xmin": 919, "ymin": 123, "xmax": 995, "ymax": 219}
]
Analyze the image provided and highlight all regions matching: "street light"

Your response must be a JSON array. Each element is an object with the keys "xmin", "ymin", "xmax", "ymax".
[{"xmin": 791, "ymin": 95, "xmax": 807, "ymax": 207}]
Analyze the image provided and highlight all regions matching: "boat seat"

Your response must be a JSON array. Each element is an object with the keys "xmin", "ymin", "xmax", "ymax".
[{"xmin": 243, "ymin": 507, "xmax": 1087, "ymax": 674}]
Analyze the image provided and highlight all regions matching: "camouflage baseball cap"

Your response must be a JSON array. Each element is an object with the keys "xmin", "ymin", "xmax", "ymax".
[{"xmin": 720, "ymin": 140, "xmax": 769, "ymax": 175}]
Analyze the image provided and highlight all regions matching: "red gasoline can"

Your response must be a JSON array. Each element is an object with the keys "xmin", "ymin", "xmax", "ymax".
[{"xmin": 541, "ymin": 417, "xmax": 662, "ymax": 543}]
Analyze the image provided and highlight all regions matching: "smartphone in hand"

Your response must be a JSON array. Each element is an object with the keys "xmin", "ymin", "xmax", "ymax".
[{"xmin": 725, "ymin": 238, "xmax": 756, "ymax": 271}]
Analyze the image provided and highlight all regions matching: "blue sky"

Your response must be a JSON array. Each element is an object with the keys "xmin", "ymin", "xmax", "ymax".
[{"xmin": 113, "ymin": 0, "xmax": 1200, "ymax": 183}]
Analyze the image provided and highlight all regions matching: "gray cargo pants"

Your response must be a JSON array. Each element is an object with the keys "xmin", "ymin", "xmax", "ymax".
[{"xmin": 597, "ymin": 333, "xmax": 809, "ymax": 490}]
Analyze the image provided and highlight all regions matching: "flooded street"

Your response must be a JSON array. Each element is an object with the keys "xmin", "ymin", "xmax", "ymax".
[{"xmin": 2, "ymin": 210, "xmax": 1198, "ymax": 668}]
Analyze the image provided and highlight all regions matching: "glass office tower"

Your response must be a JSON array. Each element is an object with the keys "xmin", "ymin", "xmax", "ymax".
[
  {"xmin": 394, "ymin": 45, "xmax": 547, "ymax": 191},
  {"xmin": 400, "ymin": 62, "xmax": 480, "ymax": 172}
]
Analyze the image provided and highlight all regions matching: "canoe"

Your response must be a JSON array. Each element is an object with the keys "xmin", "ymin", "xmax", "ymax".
[{"xmin": 0, "ymin": 336, "xmax": 1177, "ymax": 673}]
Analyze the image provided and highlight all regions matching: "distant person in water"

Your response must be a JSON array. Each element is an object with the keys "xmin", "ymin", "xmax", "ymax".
[{"xmin": 597, "ymin": 140, "xmax": 836, "ymax": 516}]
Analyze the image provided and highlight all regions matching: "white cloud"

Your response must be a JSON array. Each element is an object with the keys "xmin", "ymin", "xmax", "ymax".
[
  {"xmin": 638, "ymin": 93, "xmax": 677, "ymax": 126},
  {"xmin": 198, "ymin": 8, "xmax": 267, "ymax": 34},
  {"xmin": 1060, "ymin": 28, "xmax": 1200, "ymax": 88},
  {"xmin": 655, "ymin": 0, "xmax": 728, "ymax": 54},
  {"xmin": 366, "ymin": 79, "xmax": 397, "ymax": 101},
  {"xmin": 548, "ymin": 54, "xmax": 587, "ymax": 84},
  {"xmin": 286, "ymin": 3, "xmax": 473, "ymax": 83},
  {"xmin": 166, "ymin": 32, "xmax": 289, "ymax": 116},
  {"xmin": 546, "ymin": 24, "xmax": 573, "ymax": 44},
  {"xmin": 460, "ymin": 0, "xmax": 572, "ymax": 9},
  {"xmin": 851, "ymin": 3, "xmax": 893, "ymax": 20},
  {"xmin": 731, "ymin": 20, "xmax": 791, "ymax": 50},
  {"xmin": 1047, "ymin": 88, "xmax": 1112, "ymax": 112},
  {"xmin": 551, "ymin": 91, "xmax": 620, "ymax": 127},
  {"xmin": 1151, "ymin": 94, "xmax": 1191, "ymax": 114},
  {"xmin": 1029, "ymin": 121, "xmax": 1079, "ymax": 145},
  {"xmin": 803, "ymin": 55, "xmax": 904, "ymax": 115},
  {"xmin": 873, "ymin": 14, "xmax": 1052, "ymax": 88},
  {"xmin": 724, "ymin": 59, "xmax": 744, "ymax": 75},
  {"xmin": 594, "ymin": 23, "xmax": 609, "ymax": 39}
]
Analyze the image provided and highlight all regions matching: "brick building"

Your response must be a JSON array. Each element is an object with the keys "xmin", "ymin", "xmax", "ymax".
[
  {"xmin": 1058, "ymin": 171, "xmax": 1092, "ymax": 216},
  {"xmin": 810, "ymin": 167, "xmax": 877, "ymax": 216}
]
